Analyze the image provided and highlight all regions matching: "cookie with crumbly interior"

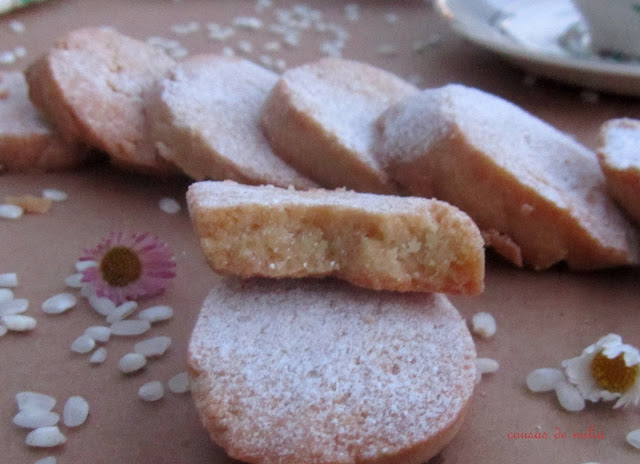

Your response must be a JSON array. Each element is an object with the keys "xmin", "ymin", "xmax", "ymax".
[
  {"xmin": 188, "ymin": 277, "xmax": 476, "ymax": 464},
  {"xmin": 376, "ymin": 84, "xmax": 640, "ymax": 270},
  {"xmin": 146, "ymin": 54, "xmax": 316, "ymax": 189},
  {"xmin": 0, "ymin": 71, "xmax": 85, "ymax": 172},
  {"xmin": 25, "ymin": 27, "xmax": 178, "ymax": 176},
  {"xmin": 260, "ymin": 57, "xmax": 417, "ymax": 193},
  {"xmin": 597, "ymin": 118, "xmax": 640, "ymax": 225},
  {"xmin": 187, "ymin": 180, "xmax": 485, "ymax": 295}
]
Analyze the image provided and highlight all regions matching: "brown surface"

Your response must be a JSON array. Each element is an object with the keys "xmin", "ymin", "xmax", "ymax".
[{"xmin": 1, "ymin": 1, "xmax": 640, "ymax": 463}]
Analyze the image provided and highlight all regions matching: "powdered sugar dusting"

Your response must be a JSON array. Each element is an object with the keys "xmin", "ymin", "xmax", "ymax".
[{"xmin": 189, "ymin": 278, "xmax": 475, "ymax": 462}]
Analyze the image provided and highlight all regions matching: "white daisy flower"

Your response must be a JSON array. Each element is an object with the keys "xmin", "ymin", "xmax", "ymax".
[{"xmin": 561, "ymin": 334, "xmax": 640, "ymax": 409}]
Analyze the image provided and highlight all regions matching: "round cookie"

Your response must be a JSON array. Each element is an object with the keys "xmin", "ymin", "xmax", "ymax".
[
  {"xmin": 146, "ymin": 54, "xmax": 315, "ymax": 189},
  {"xmin": 260, "ymin": 57, "xmax": 418, "ymax": 193},
  {"xmin": 25, "ymin": 27, "xmax": 178, "ymax": 176},
  {"xmin": 597, "ymin": 118, "xmax": 640, "ymax": 226},
  {"xmin": 188, "ymin": 278, "xmax": 476, "ymax": 464},
  {"xmin": 376, "ymin": 84, "xmax": 640, "ymax": 270},
  {"xmin": 0, "ymin": 71, "xmax": 85, "ymax": 172}
]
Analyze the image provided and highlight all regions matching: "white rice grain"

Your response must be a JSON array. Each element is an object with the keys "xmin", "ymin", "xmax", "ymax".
[
  {"xmin": 137, "ymin": 305, "xmax": 174, "ymax": 323},
  {"xmin": 138, "ymin": 381, "xmax": 164, "ymax": 401},
  {"xmin": 627, "ymin": 428, "xmax": 640, "ymax": 449},
  {"xmin": 89, "ymin": 347, "xmax": 107, "ymax": 364},
  {"xmin": 34, "ymin": 457, "xmax": 57, "ymax": 464},
  {"xmin": 475, "ymin": 358, "xmax": 500, "ymax": 383},
  {"xmin": 471, "ymin": 312, "xmax": 497, "ymax": 338},
  {"xmin": 106, "ymin": 301, "xmax": 138, "ymax": 323},
  {"xmin": 42, "ymin": 188, "xmax": 68, "ymax": 201},
  {"xmin": 167, "ymin": 372, "xmax": 190, "ymax": 394},
  {"xmin": 84, "ymin": 326, "xmax": 111, "ymax": 343},
  {"xmin": 25, "ymin": 426, "xmax": 66, "ymax": 448},
  {"xmin": 134, "ymin": 336, "xmax": 171, "ymax": 357},
  {"xmin": 15, "ymin": 392, "xmax": 56, "ymax": 411},
  {"xmin": 0, "ymin": 288, "xmax": 13, "ymax": 301},
  {"xmin": 2, "ymin": 314, "xmax": 36, "ymax": 331},
  {"xmin": 110, "ymin": 319, "xmax": 151, "ymax": 336},
  {"xmin": 118, "ymin": 353, "xmax": 147, "ymax": 373},
  {"xmin": 0, "ymin": 298, "xmax": 29, "ymax": 316},
  {"xmin": 88, "ymin": 295, "xmax": 116, "ymax": 316},
  {"xmin": 75, "ymin": 260, "xmax": 97, "ymax": 272},
  {"xmin": 62, "ymin": 396, "xmax": 89, "ymax": 427},
  {"xmin": 0, "ymin": 204, "xmax": 24, "ymax": 219},
  {"xmin": 159, "ymin": 197, "xmax": 181, "ymax": 214},
  {"xmin": 0, "ymin": 272, "xmax": 18, "ymax": 287},
  {"xmin": 70, "ymin": 334, "xmax": 95, "ymax": 354},
  {"xmin": 555, "ymin": 381, "xmax": 585, "ymax": 412},
  {"xmin": 13, "ymin": 409, "xmax": 60, "ymax": 429},
  {"xmin": 9, "ymin": 20, "xmax": 26, "ymax": 33},
  {"xmin": 42, "ymin": 293, "xmax": 77, "ymax": 315},
  {"xmin": 64, "ymin": 273, "xmax": 85, "ymax": 288},
  {"xmin": 526, "ymin": 368, "xmax": 565, "ymax": 393}
]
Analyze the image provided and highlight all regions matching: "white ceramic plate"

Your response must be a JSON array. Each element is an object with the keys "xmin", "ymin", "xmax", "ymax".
[{"xmin": 435, "ymin": 0, "xmax": 640, "ymax": 96}]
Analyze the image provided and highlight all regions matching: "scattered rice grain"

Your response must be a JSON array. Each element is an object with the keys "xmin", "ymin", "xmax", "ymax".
[
  {"xmin": 110, "ymin": 319, "xmax": 151, "ymax": 336},
  {"xmin": 167, "ymin": 372, "xmax": 190, "ymax": 394},
  {"xmin": 171, "ymin": 21, "xmax": 200, "ymax": 35},
  {"xmin": 42, "ymin": 293, "xmax": 77, "ymax": 315},
  {"xmin": 25, "ymin": 426, "xmax": 66, "ymax": 448},
  {"xmin": 236, "ymin": 39, "xmax": 253, "ymax": 54},
  {"xmin": 15, "ymin": 392, "xmax": 56, "ymax": 411},
  {"xmin": 526, "ymin": 367, "xmax": 565, "ymax": 392},
  {"xmin": 34, "ymin": 457, "xmax": 57, "ymax": 464},
  {"xmin": 138, "ymin": 381, "xmax": 164, "ymax": 401},
  {"xmin": 137, "ymin": 305, "xmax": 173, "ymax": 323},
  {"xmin": 0, "ymin": 298, "xmax": 29, "ymax": 316},
  {"xmin": 62, "ymin": 396, "xmax": 89, "ymax": 427},
  {"xmin": 13, "ymin": 409, "xmax": 60, "ymax": 429},
  {"xmin": 0, "ymin": 272, "xmax": 18, "ymax": 287},
  {"xmin": 70, "ymin": 334, "xmax": 96, "ymax": 354},
  {"xmin": 1, "ymin": 314, "xmax": 36, "ymax": 331},
  {"xmin": 232, "ymin": 16, "xmax": 263, "ymax": 30},
  {"xmin": 0, "ymin": 204, "xmax": 24, "ymax": 219},
  {"xmin": 118, "ymin": 353, "xmax": 147, "ymax": 373},
  {"xmin": 4, "ymin": 195, "xmax": 52, "ymax": 213},
  {"xmin": 134, "ymin": 336, "xmax": 171, "ymax": 357},
  {"xmin": 0, "ymin": 288, "xmax": 13, "ymax": 301},
  {"xmin": 106, "ymin": 300, "xmax": 138, "ymax": 323},
  {"xmin": 89, "ymin": 347, "xmax": 107, "ymax": 364},
  {"xmin": 9, "ymin": 20, "xmax": 26, "ymax": 33},
  {"xmin": 88, "ymin": 295, "xmax": 116, "ymax": 316},
  {"xmin": 64, "ymin": 273, "xmax": 85, "ymax": 288},
  {"xmin": 75, "ymin": 260, "xmax": 97, "ymax": 272},
  {"xmin": 627, "ymin": 428, "xmax": 640, "ymax": 449},
  {"xmin": 0, "ymin": 51, "xmax": 17, "ymax": 65},
  {"xmin": 555, "ymin": 381, "xmax": 586, "ymax": 412},
  {"xmin": 42, "ymin": 189, "xmax": 67, "ymax": 201},
  {"xmin": 84, "ymin": 325, "xmax": 111, "ymax": 343},
  {"xmin": 471, "ymin": 311, "xmax": 497, "ymax": 338},
  {"xmin": 159, "ymin": 197, "xmax": 181, "ymax": 214}
]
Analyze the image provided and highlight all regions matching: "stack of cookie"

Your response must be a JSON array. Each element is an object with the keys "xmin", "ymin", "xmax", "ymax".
[{"xmin": 7, "ymin": 26, "xmax": 640, "ymax": 464}]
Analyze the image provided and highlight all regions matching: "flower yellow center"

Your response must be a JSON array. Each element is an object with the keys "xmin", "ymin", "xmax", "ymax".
[
  {"xmin": 100, "ymin": 246, "xmax": 142, "ymax": 287},
  {"xmin": 590, "ymin": 351, "xmax": 639, "ymax": 393}
]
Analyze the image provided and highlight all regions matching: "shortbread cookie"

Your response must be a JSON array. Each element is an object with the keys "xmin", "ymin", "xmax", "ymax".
[
  {"xmin": 597, "ymin": 118, "xmax": 640, "ymax": 225},
  {"xmin": 0, "ymin": 71, "xmax": 85, "ymax": 172},
  {"xmin": 260, "ymin": 57, "xmax": 417, "ymax": 193},
  {"xmin": 25, "ymin": 27, "xmax": 178, "ymax": 175},
  {"xmin": 146, "ymin": 55, "xmax": 315, "ymax": 188},
  {"xmin": 188, "ymin": 278, "xmax": 476, "ymax": 464},
  {"xmin": 376, "ymin": 84, "xmax": 639, "ymax": 270},
  {"xmin": 187, "ymin": 180, "xmax": 485, "ymax": 294}
]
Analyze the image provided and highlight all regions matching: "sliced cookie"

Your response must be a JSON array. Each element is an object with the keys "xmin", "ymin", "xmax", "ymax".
[
  {"xmin": 0, "ymin": 71, "xmax": 85, "ymax": 172},
  {"xmin": 189, "ymin": 278, "xmax": 476, "ymax": 464},
  {"xmin": 187, "ymin": 180, "xmax": 485, "ymax": 295},
  {"xmin": 260, "ymin": 57, "xmax": 418, "ymax": 193},
  {"xmin": 597, "ymin": 118, "xmax": 640, "ymax": 225},
  {"xmin": 376, "ymin": 84, "xmax": 639, "ymax": 270},
  {"xmin": 25, "ymin": 27, "xmax": 178, "ymax": 176},
  {"xmin": 146, "ymin": 55, "xmax": 315, "ymax": 189}
]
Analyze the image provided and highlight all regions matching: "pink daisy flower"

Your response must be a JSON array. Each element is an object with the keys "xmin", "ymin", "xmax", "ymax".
[{"xmin": 80, "ymin": 231, "xmax": 176, "ymax": 304}]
